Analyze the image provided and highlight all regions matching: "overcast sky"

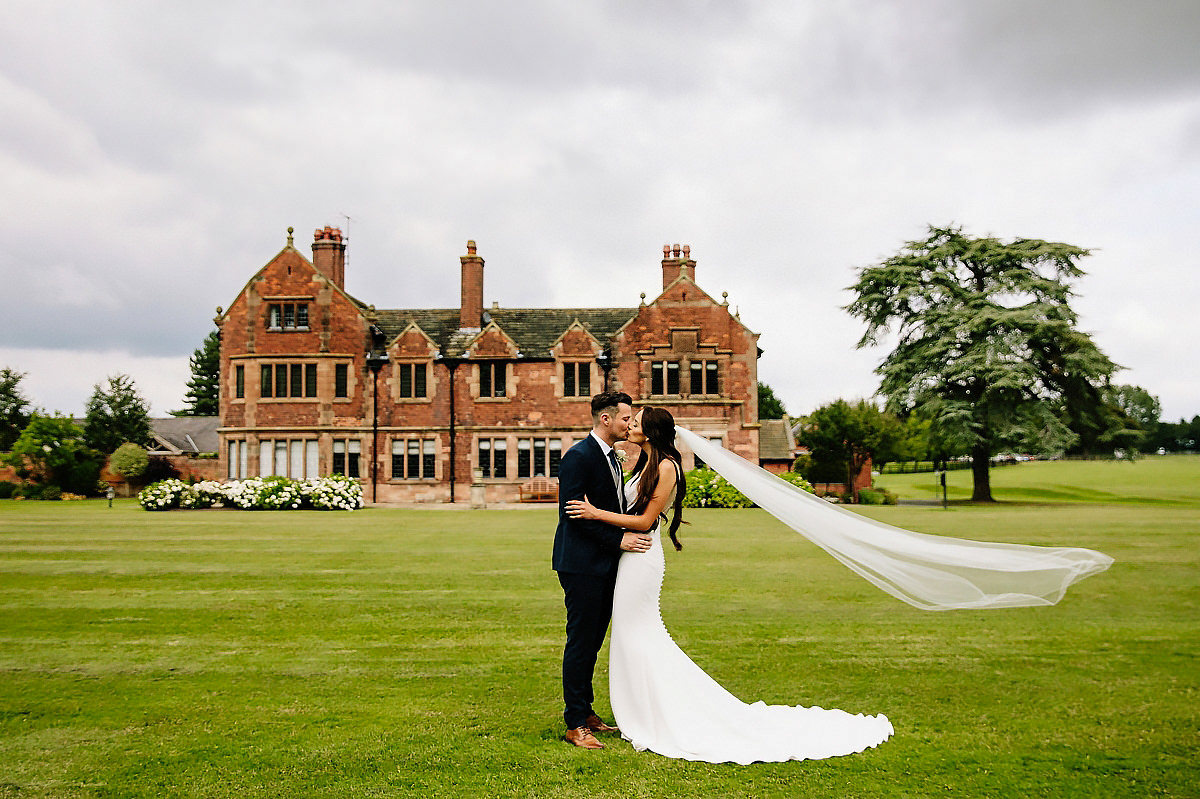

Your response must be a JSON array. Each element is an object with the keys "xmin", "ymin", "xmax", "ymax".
[{"xmin": 2, "ymin": 0, "xmax": 1198, "ymax": 422}]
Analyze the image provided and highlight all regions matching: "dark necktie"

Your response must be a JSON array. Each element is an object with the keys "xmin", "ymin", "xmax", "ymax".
[{"xmin": 607, "ymin": 450, "xmax": 625, "ymax": 512}]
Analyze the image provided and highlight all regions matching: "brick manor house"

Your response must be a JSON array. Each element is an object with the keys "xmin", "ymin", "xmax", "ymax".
[{"xmin": 215, "ymin": 226, "xmax": 765, "ymax": 503}]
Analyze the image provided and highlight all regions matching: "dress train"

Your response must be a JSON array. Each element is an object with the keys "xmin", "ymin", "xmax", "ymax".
[{"xmin": 608, "ymin": 478, "xmax": 893, "ymax": 763}]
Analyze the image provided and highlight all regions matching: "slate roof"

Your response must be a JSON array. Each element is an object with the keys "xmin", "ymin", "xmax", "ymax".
[
  {"xmin": 149, "ymin": 416, "xmax": 220, "ymax": 454},
  {"xmin": 373, "ymin": 306, "xmax": 639, "ymax": 358},
  {"xmin": 758, "ymin": 416, "xmax": 796, "ymax": 461}
]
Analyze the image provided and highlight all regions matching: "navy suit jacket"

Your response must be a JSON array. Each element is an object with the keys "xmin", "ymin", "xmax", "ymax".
[{"xmin": 552, "ymin": 435, "xmax": 626, "ymax": 576}]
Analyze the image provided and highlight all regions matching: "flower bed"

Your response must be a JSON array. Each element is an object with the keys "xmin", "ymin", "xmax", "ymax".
[{"xmin": 137, "ymin": 475, "xmax": 363, "ymax": 511}]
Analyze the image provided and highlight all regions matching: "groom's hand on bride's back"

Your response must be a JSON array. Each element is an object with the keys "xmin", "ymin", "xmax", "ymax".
[{"xmin": 620, "ymin": 532, "xmax": 652, "ymax": 553}]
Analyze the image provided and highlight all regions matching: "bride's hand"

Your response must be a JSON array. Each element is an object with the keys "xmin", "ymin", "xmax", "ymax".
[{"xmin": 565, "ymin": 496, "xmax": 599, "ymax": 520}]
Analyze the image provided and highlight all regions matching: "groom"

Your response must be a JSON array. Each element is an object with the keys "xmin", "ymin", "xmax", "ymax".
[{"xmin": 553, "ymin": 391, "xmax": 652, "ymax": 749}]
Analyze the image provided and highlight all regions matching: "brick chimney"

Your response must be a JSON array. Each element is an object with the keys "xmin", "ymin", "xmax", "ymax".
[
  {"xmin": 662, "ymin": 243, "xmax": 696, "ymax": 289},
  {"xmin": 312, "ymin": 226, "xmax": 346, "ymax": 290},
  {"xmin": 459, "ymin": 239, "xmax": 484, "ymax": 330}
]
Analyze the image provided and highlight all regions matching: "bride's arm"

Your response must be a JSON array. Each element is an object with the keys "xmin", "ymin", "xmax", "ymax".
[{"xmin": 565, "ymin": 461, "xmax": 677, "ymax": 531}]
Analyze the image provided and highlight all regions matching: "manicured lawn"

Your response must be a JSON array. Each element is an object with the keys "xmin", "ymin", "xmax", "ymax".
[
  {"xmin": 878, "ymin": 453, "xmax": 1200, "ymax": 505},
  {"xmin": 1, "ymin": 459, "xmax": 1197, "ymax": 797}
]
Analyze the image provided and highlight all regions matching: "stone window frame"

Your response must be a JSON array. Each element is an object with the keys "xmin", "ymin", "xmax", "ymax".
[
  {"xmin": 477, "ymin": 436, "xmax": 508, "ymax": 479},
  {"xmin": 560, "ymin": 360, "xmax": 593, "ymax": 399},
  {"xmin": 648, "ymin": 360, "xmax": 682, "ymax": 396},
  {"xmin": 517, "ymin": 437, "xmax": 564, "ymax": 479},
  {"xmin": 394, "ymin": 360, "xmax": 432, "ymax": 402},
  {"xmin": 688, "ymin": 359, "xmax": 721, "ymax": 396},
  {"xmin": 264, "ymin": 300, "xmax": 311, "ymax": 332},
  {"xmin": 254, "ymin": 438, "xmax": 320, "ymax": 479},
  {"xmin": 476, "ymin": 360, "xmax": 510, "ymax": 401},
  {"xmin": 390, "ymin": 436, "xmax": 438, "ymax": 481},
  {"xmin": 334, "ymin": 362, "xmax": 351, "ymax": 400},
  {"xmin": 332, "ymin": 438, "xmax": 362, "ymax": 478},
  {"xmin": 259, "ymin": 362, "xmax": 318, "ymax": 400}
]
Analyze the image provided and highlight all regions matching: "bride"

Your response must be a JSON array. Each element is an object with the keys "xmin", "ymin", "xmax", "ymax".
[
  {"xmin": 566, "ymin": 407, "xmax": 894, "ymax": 763},
  {"xmin": 567, "ymin": 406, "xmax": 1112, "ymax": 763}
]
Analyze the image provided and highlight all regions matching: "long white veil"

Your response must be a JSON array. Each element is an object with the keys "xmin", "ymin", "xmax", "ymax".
[{"xmin": 676, "ymin": 428, "xmax": 1113, "ymax": 611}]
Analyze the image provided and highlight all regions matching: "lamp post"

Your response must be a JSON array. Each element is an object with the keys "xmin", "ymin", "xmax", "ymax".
[
  {"xmin": 365, "ymin": 349, "xmax": 389, "ymax": 505},
  {"xmin": 595, "ymin": 345, "xmax": 613, "ymax": 392}
]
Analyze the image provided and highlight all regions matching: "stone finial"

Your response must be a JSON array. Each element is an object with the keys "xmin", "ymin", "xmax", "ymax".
[
  {"xmin": 286, "ymin": 227, "xmax": 294, "ymax": 246},
  {"xmin": 722, "ymin": 291, "xmax": 728, "ymax": 306},
  {"xmin": 640, "ymin": 292, "xmax": 646, "ymax": 305},
  {"xmin": 467, "ymin": 240, "xmax": 477, "ymax": 255}
]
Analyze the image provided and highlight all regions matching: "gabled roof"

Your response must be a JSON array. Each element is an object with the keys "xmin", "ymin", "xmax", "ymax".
[
  {"xmin": 758, "ymin": 416, "xmax": 797, "ymax": 462},
  {"xmin": 149, "ymin": 416, "xmax": 220, "ymax": 454},
  {"xmin": 373, "ymin": 307, "xmax": 637, "ymax": 359}
]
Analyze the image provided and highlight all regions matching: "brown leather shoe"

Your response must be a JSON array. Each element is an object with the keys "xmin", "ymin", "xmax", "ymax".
[
  {"xmin": 564, "ymin": 726, "xmax": 604, "ymax": 749},
  {"xmin": 585, "ymin": 714, "xmax": 619, "ymax": 733}
]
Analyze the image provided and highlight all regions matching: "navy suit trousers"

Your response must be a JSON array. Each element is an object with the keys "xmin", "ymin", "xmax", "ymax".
[{"xmin": 559, "ymin": 570, "xmax": 617, "ymax": 729}]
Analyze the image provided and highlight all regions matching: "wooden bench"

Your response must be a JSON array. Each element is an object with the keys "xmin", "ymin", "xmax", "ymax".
[{"xmin": 519, "ymin": 477, "xmax": 558, "ymax": 503}]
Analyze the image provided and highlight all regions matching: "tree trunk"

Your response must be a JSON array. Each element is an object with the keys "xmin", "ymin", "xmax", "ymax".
[{"xmin": 970, "ymin": 443, "xmax": 994, "ymax": 502}]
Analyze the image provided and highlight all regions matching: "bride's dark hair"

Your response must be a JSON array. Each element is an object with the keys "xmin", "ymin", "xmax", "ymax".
[{"xmin": 629, "ymin": 407, "xmax": 686, "ymax": 551}]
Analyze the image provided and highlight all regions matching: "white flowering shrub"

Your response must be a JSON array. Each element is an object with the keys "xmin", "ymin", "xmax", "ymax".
[
  {"xmin": 302, "ymin": 474, "xmax": 365, "ymax": 510},
  {"xmin": 137, "ymin": 478, "xmax": 190, "ymax": 511},
  {"xmin": 138, "ymin": 475, "xmax": 363, "ymax": 511}
]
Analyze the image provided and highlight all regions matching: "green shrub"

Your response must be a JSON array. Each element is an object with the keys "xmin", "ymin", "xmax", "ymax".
[
  {"xmin": 109, "ymin": 443, "xmax": 149, "ymax": 479},
  {"xmin": 856, "ymin": 487, "xmax": 898, "ymax": 505},
  {"xmin": 15, "ymin": 482, "xmax": 43, "ymax": 499},
  {"xmin": 682, "ymin": 467, "xmax": 752, "ymax": 508},
  {"xmin": 858, "ymin": 488, "xmax": 885, "ymax": 505},
  {"xmin": 0, "ymin": 482, "xmax": 15, "ymax": 499},
  {"xmin": 682, "ymin": 467, "xmax": 815, "ymax": 509},
  {"xmin": 778, "ymin": 471, "xmax": 815, "ymax": 494},
  {"xmin": 38, "ymin": 484, "xmax": 63, "ymax": 501}
]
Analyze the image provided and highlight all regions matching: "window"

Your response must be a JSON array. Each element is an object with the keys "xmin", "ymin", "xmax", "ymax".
[
  {"xmin": 227, "ymin": 440, "xmax": 248, "ymax": 479},
  {"xmin": 267, "ymin": 302, "xmax": 309, "ymax": 331},
  {"xmin": 398, "ymin": 363, "xmax": 428, "ymax": 398},
  {"xmin": 479, "ymin": 361, "xmax": 506, "ymax": 398},
  {"xmin": 335, "ymin": 363, "xmax": 349, "ymax": 398},
  {"xmin": 333, "ymin": 439, "xmax": 361, "ymax": 478},
  {"xmin": 478, "ymin": 438, "xmax": 507, "ymax": 478},
  {"xmin": 689, "ymin": 360, "xmax": 720, "ymax": 395},
  {"xmin": 563, "ymin": 362, "xmax": 591, "ymax": 397},
  {"xmin": 235, "ymin": 365, "xmax": 244, "ymax": 399},
  {"xmin": 305, "ymin": 363, "xmax": 317, "ymax": 397},
  {"xmin": 253, "ymin": 439, "xmax": 317, "ymax": 478},
  {"xmin": 518, "ymin": 438, "xmax": 563, "ymax": 478},
  {"xmin": 650, "ymin": 361, "xmax": 680, "ymax": 395},
  {"xmin": 259, "ymin": 363, "xmax": 317, "ymax": 399},
  {"xmin": 392, "ymin": 438, "xmax": 436, "ymax": 479}
]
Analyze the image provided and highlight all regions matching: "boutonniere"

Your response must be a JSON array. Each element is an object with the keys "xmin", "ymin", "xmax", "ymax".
[{"xmin": 614, "ymin": 449, "xmax": 629, "ymax": 465}]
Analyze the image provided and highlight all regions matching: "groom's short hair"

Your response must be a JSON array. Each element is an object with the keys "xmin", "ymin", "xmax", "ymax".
[{"xmin": 591, "ymin": 391, "xmax": 632, "ymax": 420}]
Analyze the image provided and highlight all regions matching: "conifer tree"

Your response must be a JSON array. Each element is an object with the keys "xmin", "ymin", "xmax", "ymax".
[
  {"xmin": 84, "ymin": 374, "xmax": 153, "ymax": 454},
  {"xmin": 176, "ymin": 330, "xmax": 220, "ymax": 416},
  {"xmin": 0, "ymin": 367, "xmax": 32, "ymax": 451}
]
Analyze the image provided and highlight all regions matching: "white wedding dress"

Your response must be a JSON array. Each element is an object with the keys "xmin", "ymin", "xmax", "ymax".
[{"xmin": 608, "ymin": 474, "xmax": 894, "ymax": 763}]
